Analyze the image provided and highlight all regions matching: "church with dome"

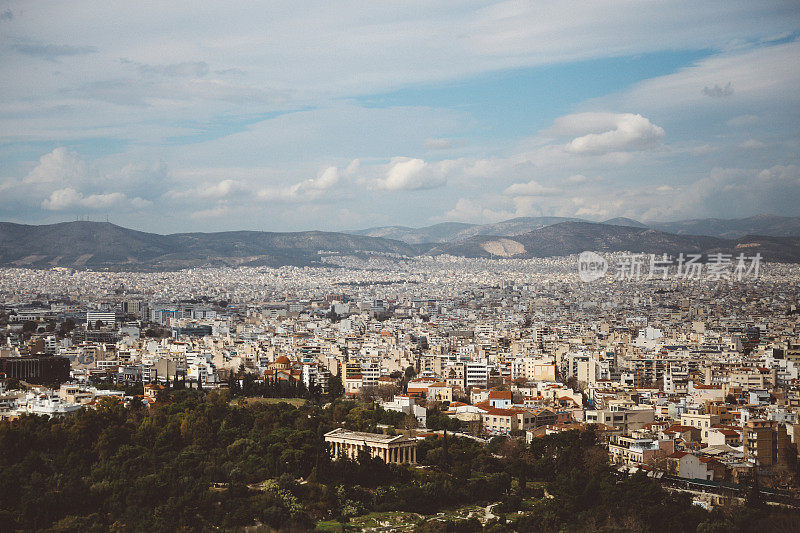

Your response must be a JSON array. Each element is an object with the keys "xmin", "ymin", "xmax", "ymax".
[{"xmin": 264, "ymin": 355, "xmax": 301, "ymax": 382}]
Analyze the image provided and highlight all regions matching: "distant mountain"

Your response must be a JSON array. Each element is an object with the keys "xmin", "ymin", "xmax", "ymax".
[
  {"xmin": 450, "ymin": 216, "xmax": 585, "ymax": 241},
  {"xmin": 348, "ymin": 217, "xmax": 583, "ymax": 244},
  {"xmin": 649, "ymin": 214, "xmax": 800, "ymax": 239},
  {"xmin": 601, "ymin": 217, "xmax": 649, "ymax": 228},
  {"xmin": 352, "ymin": 214, "xmax": 800, "ymax": 244},
  {"xmin": 348, "ymin": 222, "xmax": 475, "ymax": 244},
  {"xmin": 3, "ymin": 218, "xmax": 799, "ymax": 270},
  {"xmin": 0, "ymin": 221, "xmax": 418, "ymax": 269},
  {"xmin": 426, "ymin": 221, "xmax": 800, "ymax": 262}
]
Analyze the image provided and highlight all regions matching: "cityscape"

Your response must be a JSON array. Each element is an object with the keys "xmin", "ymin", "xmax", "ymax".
[
  {"xmin": 2, "ymin": 1, "xmax": 800, "ymax": 532},
  {"xmin": 1, "ymin": 248, "xmax": 800, "ymax": 530}
]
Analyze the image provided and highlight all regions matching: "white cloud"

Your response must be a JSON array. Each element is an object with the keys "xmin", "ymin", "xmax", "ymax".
[
  {"xmin": 258, "ymin": 165, "xmax": 341, "ymax": 202},
  {"xmin": 23, "ymin": 147, "xmax": 87, "ymax": 184},
  {"xmin": 41, "ymin": 188, "xmax": 130, "ymax": 210},
  {"xmin": 313, "ymin": 166, "xmax": 339, "ymax": 189},
  {"xmin": 503, "ymin": 180, "xmax": 560, "ymax": 196},
  {"xmin": 1, "ymin": 4, "xmax": 798, "ymax": 230},
  {"xmin": 439, "ymin": 197, "xmax": 513, "ymax": 224},
  {"xmin": 344, "ymin": 159, "xmax": 360, "ymax": 176},
  {"xmin": 3, "ymin": 2, "xmax": 794, "ymax": 147},
  {"xmin": 40, "ymin": 188, "xmax": 82, "ymax": 210},
  {"xmin": 602, "ymin": 40, "xmax": 800, "ymax": 112},
  {"xmin": 690, "ymin": 144, "xmax": 717, "ymax": 155},
  {"xmin": 375, "ymin": 157, "xmax": 445, "ymax": 191},
  {"xmin": 436, "ymin": 162, "xmax": 800, "ymax": 226},
  {"xmin": 190, "ymin": 205, "xmax": 231, "ymax": 219},
  {"xmin": 5, "ymin": 147, "xmax": 165, "ymax": 214},
  {"xmin": 165, "ymin": 178, "xmax": 245, "ymax": 202},
  {"xmin": 556, "ymin": 113, "xmax": 665, "ymax": 154}
]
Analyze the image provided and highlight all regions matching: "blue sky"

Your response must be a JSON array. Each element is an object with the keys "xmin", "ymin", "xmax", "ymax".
[{"xmin": 1, "ymin": 1, "xmax": 799, "ymax": 232}]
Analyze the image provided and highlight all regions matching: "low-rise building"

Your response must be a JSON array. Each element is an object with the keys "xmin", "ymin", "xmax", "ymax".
[{"xmin": 324, "ymin": 428, "xmax": 417, "ymax": 463}]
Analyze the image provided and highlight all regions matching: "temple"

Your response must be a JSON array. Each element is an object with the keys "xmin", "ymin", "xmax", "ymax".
[{"xmin": 324, "ymin": 428, "xmax": 417, "ymax": 464}]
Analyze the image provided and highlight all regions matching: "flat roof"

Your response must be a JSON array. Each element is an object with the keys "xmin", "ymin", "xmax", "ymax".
[{"xmin": 324, "ymin": 428, "xmax": 415, "ymax": 444}]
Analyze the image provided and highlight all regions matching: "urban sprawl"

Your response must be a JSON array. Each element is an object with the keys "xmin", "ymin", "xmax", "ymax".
[{"xmin": 2, "ymin": 254, "xmax": 800, "ymax": 509}]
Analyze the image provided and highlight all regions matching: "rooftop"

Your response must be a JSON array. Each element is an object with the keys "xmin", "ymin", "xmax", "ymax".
[{"xmin": 324, "ymin": 428, "xmax": 415, "ymax": 444}]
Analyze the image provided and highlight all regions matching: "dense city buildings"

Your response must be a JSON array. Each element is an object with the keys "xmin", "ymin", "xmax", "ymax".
[{"xmin": 1, "ymin": 252, "xmax": 799, "ymax": 528}]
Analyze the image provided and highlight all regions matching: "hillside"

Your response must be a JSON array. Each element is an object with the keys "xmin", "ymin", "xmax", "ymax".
[
  {"xmin": 348, "ymin": 217, "xmax": 584, "ymax": 244},
  {"xmin": 350, "ymin": 214, "xmax": 800, "ymax": 244},
  {"xmin": 601, "ymin": 217, "xmax": 649, "ymax": 228},
  {"xmin": 0, "ymin": 221, "xmax": 417, "ymax": 269},
  {"xmin": 426, "ymin": 221, "xmax": 800, "ymax": 261},
  {"xmin": 650, "ymin": 214, "xmax": 800, "ymax": 239},
  {"xmin": 348, "ymin": 222, "xmax": 475, "ymax": 244},
  {"xmin": 2, "ymin": 219, "xmax": 799, "ymax": 270}
]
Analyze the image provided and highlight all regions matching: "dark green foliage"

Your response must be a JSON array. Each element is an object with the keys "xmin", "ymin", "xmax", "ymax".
[
  {"xmin": 0, "ymin": 391, "xmax": 326, "ymax": 531},
  {"xmin": 1, "ymin": 393, "xmax": 798, "ymax": 532},
  {"xmin": 426, "ymin": 406, "xmax": 463, "ymax": 431},
  {"xmin": 414, "ymin": 517, "xmax": 482, "ymax": 532}
]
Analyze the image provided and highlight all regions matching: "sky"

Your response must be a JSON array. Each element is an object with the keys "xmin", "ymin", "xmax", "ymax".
[{"xmin": 1, "ymin": 1, "xmax": 799, "ymax": 233}]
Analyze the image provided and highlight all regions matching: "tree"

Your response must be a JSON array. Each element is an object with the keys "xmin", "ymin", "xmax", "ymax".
[
  {"xmin": 328, "ymin": 372, "xmax": 344, "ymax": 399},
  {"xmin": 401, "ymin": 414, "xmax": 418, "ymax": 435},
  {"xmin": 375, "ymin": 384, "xmax": 399, "ymax": 402},
  {"xmin": 358, "ymin": 386, "xmax": 378, "ymax": 404},
  {"xmin": 326, "ymin": 308, "xmax": 340, "ymax": 323},
  {"xmin": 645, "ymin": 448, "xmax": 670, "ymax": 472},
  {"xmin": 57, "ymin": 318, "xmax": 76, "ymax": 338}
]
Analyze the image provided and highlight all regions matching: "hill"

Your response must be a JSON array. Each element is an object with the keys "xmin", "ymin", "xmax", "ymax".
[
  {"xmin": 348, "ymin": 222, "xmax": 475, "ymax": 244},
  {"xmin": 2, "ymin": 219, "xmax": 799, "ymax": 270},
  {"xmin": 0, "ymin": 221, "xmax": 417, "ymax": 269},
  {"xmin": 426, "ymin": 221, "xmax": 800, "ymax": 261},
  {"xmin": 351, "ymin": 214, "xmax": 800, "ymax": 244},
  {"xmin": 649, "ymin": 214, "xmax": 800, "ymax": 239},
  {"xmin": 348, "ymin": 217, "xmax": 584, "ymax": 244},
  {"xmin": 601, "ymin": 217, "xmax": 649, "ymax": 228}
]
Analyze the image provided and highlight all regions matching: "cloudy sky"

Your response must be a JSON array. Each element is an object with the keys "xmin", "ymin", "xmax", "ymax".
[{"xmin": 1, "ymin": 1, "xmax": 799, "ymax": 233}]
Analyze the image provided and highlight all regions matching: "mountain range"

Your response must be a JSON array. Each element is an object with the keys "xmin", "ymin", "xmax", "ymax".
[
  {"xmin": 425, "ymin": 221, "xmax": 800, "ymax": 262},
  {"xmin": 349, "ymin": 214, "xmax": 800, "ymax": 244},
  {"xmin": 0, "ymin": 221, "xmax": 417, "ymax": 270},
  {"xmin": 0, "ymin": 214, "xmax": 799, "ymax": 270}
]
